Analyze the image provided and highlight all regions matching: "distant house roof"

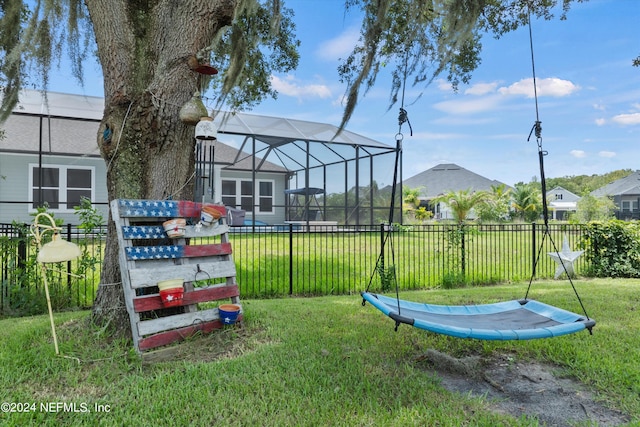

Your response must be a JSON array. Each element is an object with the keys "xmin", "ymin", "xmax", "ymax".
[
  {"xmin": 591, "ymin": 170, "xmax": 640, "ymax": 197},
  {"xmin": 402, "ymin": 163, "xmax": 508, "ymax": 199},
  {"xmin": 546, "ymin": 186, "xmax": 580, "ymax": 215},
  {"xmin": 546, "ymin": 186, "xmax": 580, "ymax": 202}
]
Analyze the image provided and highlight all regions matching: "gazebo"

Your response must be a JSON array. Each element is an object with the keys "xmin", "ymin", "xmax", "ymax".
[{"xmin": 208, "ymin": 111, "xmax": 399, "ymax": 226}]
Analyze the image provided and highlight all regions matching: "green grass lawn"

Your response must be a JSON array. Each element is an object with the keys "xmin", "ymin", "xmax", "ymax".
[{"xmin": 0, "ymin": 278, "xmax": 638, "ymax": 426}]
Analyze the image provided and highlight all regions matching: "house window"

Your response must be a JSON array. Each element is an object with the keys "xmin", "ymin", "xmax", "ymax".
[
  {"xmin": 259, "ymin": 181, "xmax": 273, "ymax": 212},
  {"xmin": 621, "ymin": 200, "xmax": 631, "ymax": 212},
  {"xmin": 29, "ymin": 164, "xmax": 94, "ymax": 211},
  {"xmin": 555, "ymin": 194, "xmax": 563, "ymax": 200},
  {"xmin": 221, "ymin": 179, "xmax": 274, "ymax": 214}
]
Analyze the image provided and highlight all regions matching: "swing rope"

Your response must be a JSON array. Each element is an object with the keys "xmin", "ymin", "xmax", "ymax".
[
  {"xmin": 364, "ymin": 54, "xmax": 411, "ymax": 330},
  {"xmin": 522, "ymin": 8, "xmax": 591, "ymax": 323}
]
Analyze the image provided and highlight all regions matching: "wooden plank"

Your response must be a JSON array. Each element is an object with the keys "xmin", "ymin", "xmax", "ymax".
[
  {"xmin": 128, "ymin": 259, "xmax": 237, "ymax": 289},
  {"xmin": 116, "ymin": 199, "xmax": 226, "ymax": 219},
  {"xmin": 110, "ymin": 199, "xmax": 144, "ymax": 353},
  {"xmin": 184, "ymin": 223, "xmax": 229, "ymax": 238},
  {"xmin": 138, "ymin": 305, "xmax": 242, "ymax": 336},
  {"xmin": 133, "ymin": 284, "xmax": 240, "ymax": 312},
  {"xmin": 116, "ymin": 199, "xmax": 180, "ymax": 218},
  {"xmin": 122, "ymin": 225, "xmax": 166, "ymax": 239},
  {"xmin": 124, "ymin": 242, "xmax": 232, "ymax": 261},
  {"xmin": 121, "ymin": 223, "xmax": 229, "ymax": 240},
  {"xmin": 183, "ymin": 243, "xmax": 232, "ymax": 257},
  {"xmin": 138, "ymin": 315, "xmax": 243, "ymax": 351}
]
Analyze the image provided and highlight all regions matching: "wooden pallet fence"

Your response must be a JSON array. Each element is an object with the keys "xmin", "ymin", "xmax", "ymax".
[{"xmin": 110, "ymin": 199, "xmax": 242, "ymax": 354}]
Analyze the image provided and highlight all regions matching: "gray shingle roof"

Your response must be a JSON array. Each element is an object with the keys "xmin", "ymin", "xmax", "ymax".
[
  {"xmin": 546, "ymin": 186, "xmax": 580, "ymax": 202},
  {"xmin": 403, "ymin": 163, "xmax": 508, "ymax": 199},
  {"xmin": 591, "ymin": 170, "xmax": 640, "ymax": 197}
]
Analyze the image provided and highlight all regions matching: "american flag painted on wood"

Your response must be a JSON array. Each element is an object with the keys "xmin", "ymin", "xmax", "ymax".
[
  {"xmin": 122, "ymin": 226, "xmax": 166, "ymax": 239},
  {"xmin": 117, "ymin": 199, "xmax": 225, "ymax": 219},
  {"xmin": 111, "ymin": 198, "xmax": 240, "ymax": 356},
  {"xmin": 125, "ymin": 243, "xmax": 232, "ymax": 260}
]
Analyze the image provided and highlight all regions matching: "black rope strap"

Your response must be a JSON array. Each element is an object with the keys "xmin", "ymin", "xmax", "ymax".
[{"xmin": 523, "ymin": 8, "xmax": 592, "ymax": 325}]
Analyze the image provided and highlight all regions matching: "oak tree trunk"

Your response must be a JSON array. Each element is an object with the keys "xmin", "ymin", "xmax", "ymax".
[{"xmin": 86, "ymin": 0, "xmax": 235, "ymax": 336}]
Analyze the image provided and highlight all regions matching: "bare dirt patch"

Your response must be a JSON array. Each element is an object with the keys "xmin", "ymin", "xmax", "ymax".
[
  {"xmin": 141, "ymin": 323, "xmax": 272, "ymax": 364},
  {"xmin": 416, "ymin": 349, "xmax": 630, "ymax": 426}
]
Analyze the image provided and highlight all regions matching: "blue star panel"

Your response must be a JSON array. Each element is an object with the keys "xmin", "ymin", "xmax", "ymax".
[
  {"xmin": 118, "ymin": 199, "xmax": 179, "ymax": 218},
  {"xmin": 125, "ymin": 245, "xmax": 184, "ymax": 260},
  {"xmin": 122, "ymin": 226, "xmax": 166, "ymax": 239}
]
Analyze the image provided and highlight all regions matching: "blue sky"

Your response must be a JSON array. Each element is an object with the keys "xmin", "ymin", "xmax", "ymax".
[{"xmin": 49, "ymin": 0, "xmax": 640, "ymax": 188}]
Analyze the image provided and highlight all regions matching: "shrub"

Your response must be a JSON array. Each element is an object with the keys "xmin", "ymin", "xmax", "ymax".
[
  {"xmin": 376, "ymin": 264, "xmax": 396, "ymax": 293},
  {"xmin": 579, "ymin": 220, "xmax": 640, "ymax": 277}
]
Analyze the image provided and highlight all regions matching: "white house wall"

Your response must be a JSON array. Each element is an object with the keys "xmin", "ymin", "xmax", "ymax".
[
  {"xmin": 0, "ymin": 152, "xmax": 108, "ymax": 224},
  {"xmin": 218, "ymin": 169, "xmax": 288, "ymax": 224}
]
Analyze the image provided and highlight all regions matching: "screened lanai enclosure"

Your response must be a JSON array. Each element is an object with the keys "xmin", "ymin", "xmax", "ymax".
[{"xmin": 194, "ymin": 111, "xmax": 400, "ymax": 227}]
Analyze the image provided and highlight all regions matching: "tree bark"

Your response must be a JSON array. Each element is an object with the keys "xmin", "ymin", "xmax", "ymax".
[{"xmin": 85, "ymin": 0, "xmax": 236, "ymax": 336}]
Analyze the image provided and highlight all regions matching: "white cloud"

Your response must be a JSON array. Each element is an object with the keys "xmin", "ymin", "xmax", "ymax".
[
  {"xmin": 592, "ymin": 103, "xmax": 606, "ymax": 111},
  {"xmin": 611, "ymin": 112, "xmax": 640, "ymax": 126},
  {"xmin": 599, "ymin": 151, "xmax": 616, "ymax": 158},
  {"xmin": 595, "ymin": 118, "xmax": 606, "ymax": 126},
  {"xmin": 316, "ymin": 26, "xmax": 360, "ymax": 61},
  {"xmin": 464, "ymin": 82, "xmax": 498, "ymax": 96},
  {"xmin": 270, "ymin": 75, "xmax": 332, "ymax": 99},
  {"xmin": 498, "ymin": 77, "xmax": 580, "ymax": 98},
  {"xmin": 410, "ymin": 131, "xmax": 468, "ymax": 141},
  {"xmin": 570, "ymin": 150, "xmax": 587, "ymax": 158},
  {"xmin": 437, "ymin": 79, "xmax": 453, "ymax": 92},
  {"xmin": 433, "ymin": 94, "xmax": 502, "ymax": 115}
]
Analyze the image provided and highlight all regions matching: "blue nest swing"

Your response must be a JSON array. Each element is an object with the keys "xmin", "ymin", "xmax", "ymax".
[
  {"xmin": 361, "ymin": 13, "xmax": 594, "ymax": 340},
  {"xmin": 361, "ymin": 292, "xmax": 594, "ymax": 341}
]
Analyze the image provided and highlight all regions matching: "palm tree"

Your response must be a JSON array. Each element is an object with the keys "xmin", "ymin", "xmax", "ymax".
[
  {"xmin": 511, "ymin": 183, "xmax": 542, "ymax": 222},
  {"xmin": 402, "ymin": 186, "xmax": 424, "ymax": 222},
  {"xmin": 476, "ymin": 183, "xmax": 512, "ymax": 223},
  {"xmin": 430, "ymin": 189, "xmax": 491, "ymax": 223},
  {"xmin": 430, "ymin": 189, "xmax": 490, "ymax": 284}
]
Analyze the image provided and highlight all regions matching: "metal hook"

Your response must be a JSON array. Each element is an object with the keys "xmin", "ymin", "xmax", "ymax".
[
  {"xmin": 534, "ymin": 120, "xmax": 542, "ymax": 139},
  {"xmin": 398, "ymin": 108, "xmax": 413, "ymax": 136},
  {"xmin": 194, "ymin": 264, "xmax": 211, "ymax": 285},
  {"xmin": 527, "ymin": 121, "xmax": 542, "ymax": 142}
]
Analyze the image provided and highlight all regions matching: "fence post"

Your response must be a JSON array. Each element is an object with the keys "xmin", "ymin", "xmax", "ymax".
[
  {"xmin": 460, "ymin": 224, "xmax": 466, "ymax": 279},
  {"xmin": 288, "ymin": 223, "xmax": 293, "ymax": 295},
  {"xmin": 66, "ymin": 224, "xmax": 73, "ymax": 291},
  {"xmin": 379, "ymin": 223, "xmax": 385, "ymax": 274},
  {"xmin": 18, "ymin": 224, "xmax": 27, "ymax": 271},
  {"xmin": 531, "ymin": 222, "xmax": 537, "ymax": 275}
]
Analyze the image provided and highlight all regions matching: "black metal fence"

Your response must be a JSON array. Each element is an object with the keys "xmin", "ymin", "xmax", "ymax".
[
  {"xmin": 1, "ymin": 222, "xmax": 587, "ymax": 316},
  {"xmin": 0, "ymin": 223, "xmax": 104, "ymax": 316}
]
